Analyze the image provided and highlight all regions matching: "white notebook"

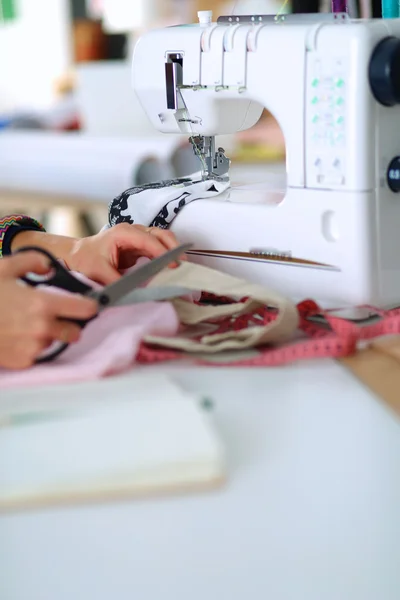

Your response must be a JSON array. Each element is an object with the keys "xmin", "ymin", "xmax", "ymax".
[{"xmin": 0, "ymin": 375, "xmax": 226, "ymax": 511}]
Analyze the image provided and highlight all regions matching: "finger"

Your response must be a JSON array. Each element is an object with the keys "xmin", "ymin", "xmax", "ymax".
[
  {"xmin": 50, "ymin": 320, "xmax": 83, "ymax": 344},
  {"xmin": 0, "ymin": 339, "xmax": 49, "ymax": 370},
  {"xmin": 0, "ymin": 251, "xmax": 49, "ymax": 278},
  {"xmin": 144, "ymin": 229, "xmax": 188, "ymax": 267},
  {"xmin": 113, "ymin": 224, "xmax": 187, "ymax": 266},
  {"xmin": 113, "ymin": 226, "xmax": 174, "ymax": 260},
  {"xmin": 147, "ymin": 229, "xmax": 185, "ymax": 256},
  {"xmin": 29, "ymin": 316, "xmax": 83, "ymax": 345},
  {"xmin": 135, "ymin": 228, "xmax": 180, "ymax": 268},
  {"xmin": 145, "ymin": 229, "xmax": 188, "ymax": 264},
  {"xmin": 85, "ymin": 260, "xmax": 121, "ymax": 286},
  {"xmin": 140, "ymin": 227, "xmax": 179, "ymax": 251},
  {"xmin": 37, "ymin": 289, "xmax": 98, "ymax": 320}
]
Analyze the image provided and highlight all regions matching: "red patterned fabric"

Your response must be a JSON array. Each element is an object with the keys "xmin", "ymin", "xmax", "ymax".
[{"xmin": 137, "ymin": 294, "xmax": 400, "ymax": 367}]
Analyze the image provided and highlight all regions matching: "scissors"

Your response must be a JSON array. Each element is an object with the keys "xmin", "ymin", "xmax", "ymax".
[{"xmin": 17, "ymin": 243, "xmax": 192, "ymax": 363}]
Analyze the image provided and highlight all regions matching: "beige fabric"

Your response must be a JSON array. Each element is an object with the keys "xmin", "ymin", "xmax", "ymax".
[{"xmin": 145, "ymin": 261, "xmax": 299, "ymax": 353}]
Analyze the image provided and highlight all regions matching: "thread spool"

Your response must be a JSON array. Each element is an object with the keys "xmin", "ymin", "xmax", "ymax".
[{"xmin": 198, "ymin": 10, "xmax": 213, "ymax": 25}]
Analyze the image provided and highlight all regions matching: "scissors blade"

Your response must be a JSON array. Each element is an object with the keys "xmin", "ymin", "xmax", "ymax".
[
  {"xmin": 97, "ymin": 243, "xmax": 192, "ymax": 308},
  {"xmin": 113, "ymin": 285, "xmax": 192, "ymax": 306}
]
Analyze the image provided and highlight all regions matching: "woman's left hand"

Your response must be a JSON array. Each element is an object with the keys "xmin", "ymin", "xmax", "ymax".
[
  {"xmin": 11, "ymin": 223, "xmax": 185, "ymax": 286},
  {"xmin": 65, "ymin": 224, "xmax": 184, "ymax": 284}
]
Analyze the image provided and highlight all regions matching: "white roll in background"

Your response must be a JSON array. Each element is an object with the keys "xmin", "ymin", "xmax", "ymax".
[
  {"xmin": 0, "ymin": 132, "xmax": 195, "ymax": 203},
  {"xmin": 98, "ymin": 0, "xmax": 197, "ymax": 33}
]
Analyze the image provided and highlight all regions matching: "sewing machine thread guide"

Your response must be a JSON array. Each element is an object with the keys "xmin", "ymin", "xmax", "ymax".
[{"xmin": 216, "ymin": 13, "xmax": 350, "ymax": 24}]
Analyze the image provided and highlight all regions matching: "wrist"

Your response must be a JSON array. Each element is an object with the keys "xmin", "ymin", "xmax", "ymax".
[
  {"xmin": 11, "ymin": 230, "xmax": 77, "ymax": 262},
  {"xmin": 10, "ymin": 230, "xmax": 45, "ymax": 252},
  {"xmin": 0, "ymin": 215, "xmax": 46, "ymax": 258}
]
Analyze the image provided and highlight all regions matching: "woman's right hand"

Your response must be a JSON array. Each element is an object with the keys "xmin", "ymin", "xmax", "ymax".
[{"xmin": 0, "ymin": 252, "xmax": 97, "ymax": 370}]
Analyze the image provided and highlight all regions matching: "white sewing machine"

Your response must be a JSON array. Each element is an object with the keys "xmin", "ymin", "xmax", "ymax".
[{"xmin": 133, "ymin": 11, "xmax": 400, "ymax": 309}]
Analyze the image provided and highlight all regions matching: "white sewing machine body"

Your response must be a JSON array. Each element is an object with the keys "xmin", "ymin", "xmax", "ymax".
[{"xmin": 133, "ymin": 13, "xmax": 400, "ymax": 308}]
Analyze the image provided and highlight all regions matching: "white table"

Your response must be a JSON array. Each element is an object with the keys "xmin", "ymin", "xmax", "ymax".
[{"xmin": 1, "ymin": 360, "xmax": 400, "ymax": 600}]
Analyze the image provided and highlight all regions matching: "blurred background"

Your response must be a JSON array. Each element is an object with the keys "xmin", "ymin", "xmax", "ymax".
[{"xmin": 0, "ymin": 0, "xmax": 371, "ymax": 237}]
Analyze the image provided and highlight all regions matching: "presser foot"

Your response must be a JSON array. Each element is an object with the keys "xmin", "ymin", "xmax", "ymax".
[{"xmin": 190, "ymin": 135, "xmax": 231, "ymax": 179}]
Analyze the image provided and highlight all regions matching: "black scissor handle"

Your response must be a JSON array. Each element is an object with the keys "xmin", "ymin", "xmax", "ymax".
[
  {"xmin": 34, "ymin": 314, "xmax": 97, "ymax": 364},
  {"xmin": 15, "ymin": 246, "xmax": 96, "ymax": 363},
  {"xmin": 16, "ymin": 246, "xmax": 93, "ymax": 295},
  {"xmin": 35, "ymin": 340, "xmax": 69, "ymax": 364},
  {"xmin": 34, "ymin": 313, "xmax": 97, "ymax": 364}
]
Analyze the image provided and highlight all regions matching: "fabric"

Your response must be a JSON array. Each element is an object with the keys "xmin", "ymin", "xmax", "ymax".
[
  {"xmin": 137, "ymin": 298, "xmax": 400, "ymax": 369},
  {"xmin": 4, "ymin": 258, "xmax": 400, "ymax": 388},
  {"xmin": 0, "ymin": 296, "xmax": 179, "ymax": 390},
  {"xmin": 144, "ymin": 260, "xmax": 299, "ymax": 353},
  {"xmin": 0, "ymin": 258, "xmax": 298, "ymax": 389},
  {"xmin": 0, "ymin": 215, "xmax": 46, "ymax": 258},
  {"xmin": 107, "ymin": 174, "xmax": 230, "ymax": 230}
]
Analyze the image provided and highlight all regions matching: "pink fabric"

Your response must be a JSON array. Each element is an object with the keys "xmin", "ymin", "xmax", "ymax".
[{"xmin": 0, "ymin": 271, "xmax": 180, "ymax": 390}]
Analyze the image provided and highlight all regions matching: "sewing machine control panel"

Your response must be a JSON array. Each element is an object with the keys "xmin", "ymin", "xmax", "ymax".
[{"xmin": 305, "ymin": 55, "xmax": 347, "ymax": 189}]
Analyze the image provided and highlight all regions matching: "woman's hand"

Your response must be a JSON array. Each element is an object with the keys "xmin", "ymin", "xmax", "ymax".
[
  {"xmin": 65, "ymin": 223, "xmax": 182, "ymax": 284},
  {"xmin": 12, "ymin": 223, "xmax": 184, "ymax": 285},
  {"xmin": 0, "ymin": 253, "xmax": 97, "ymax": 370}
]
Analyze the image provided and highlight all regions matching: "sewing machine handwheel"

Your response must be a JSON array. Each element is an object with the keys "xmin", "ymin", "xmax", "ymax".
[
  {"xmin": 369, "ymin": 36, "xmax": 400, "ymax": 107},
  {"xmin": 387, "ymin": 157, "xmax": 400, "ymax": 193}
]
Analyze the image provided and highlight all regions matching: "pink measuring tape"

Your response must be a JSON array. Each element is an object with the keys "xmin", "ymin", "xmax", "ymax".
[{"xmin": 137, "ymin": 293, "xmax": 400, "ymax": 367}]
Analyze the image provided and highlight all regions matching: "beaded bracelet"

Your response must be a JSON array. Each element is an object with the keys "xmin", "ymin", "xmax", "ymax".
[{"xmin": 0, "ymin": 214, "xmax": 46, "ymax": 258}]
